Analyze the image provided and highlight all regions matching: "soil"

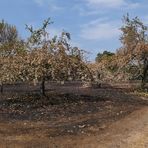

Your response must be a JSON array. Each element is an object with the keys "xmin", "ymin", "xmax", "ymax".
[{"xmin": 0, "ymin": 86, "xmax": 148, "ymax": 148}]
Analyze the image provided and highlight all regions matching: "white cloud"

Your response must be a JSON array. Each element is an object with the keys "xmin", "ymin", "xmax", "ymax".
[
  {"xmin": 84, "ymin": 0, "xmax": 140, "ymax": 9},
  {"xmin": 49, "ymin": 5, "xmax": 62, "ymax": 11},
  {"xmin": 80, "ymin": 19, "xmax": 121, "ymax": 40},
  {"xmin": 75, "ymin": 6, "xmax": 105, "ymax": 16},
  {"xmin": 127, "ymin": 3, "xmax": 140, "ymax": 9},
  {"xmin": 85, "ymin": 0, "xmax": 126, "ymax": 8},
  {"xmin": 74, "ymin": 0, "xmax": 140, "ymax": 16},
  {"xmin": 33, "ymin": 0, "xmax": 63, "ymax": 11},
  {"xmin": 34, "ymin": 0, "xmax": 46, "ymax": 6}
]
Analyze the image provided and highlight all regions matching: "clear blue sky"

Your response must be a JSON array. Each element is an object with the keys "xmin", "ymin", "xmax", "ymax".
[{"xmin": 0, "ymin": 0, "xmax": 148, "ymax": 61}]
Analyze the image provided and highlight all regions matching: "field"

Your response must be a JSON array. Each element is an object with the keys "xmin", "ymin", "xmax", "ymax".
[
  {"xmin": 0, "ymin": 83, "xmax": 148, "ymax": 148},
  {"xmin": 1, "ymin": 3, "xmax": 148, "ymax": 148}
]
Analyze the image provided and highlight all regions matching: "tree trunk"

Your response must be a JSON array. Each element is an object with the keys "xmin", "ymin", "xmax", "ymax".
[
  {"xmin": 40, "ymin": 77, "xmax": 46, "ymax": 96},
  {"xmin": 141, "ymin": 58, "xmax": 148, "ymax": 88},
  {"xmin": 0, "ymin": 83, "xmax": 3, "ymax": 94}
]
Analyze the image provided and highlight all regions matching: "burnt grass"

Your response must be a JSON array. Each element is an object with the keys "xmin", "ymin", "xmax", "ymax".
[{"xmin": 0, "ymin": 87, "xmax": 148, "ymax": 137}]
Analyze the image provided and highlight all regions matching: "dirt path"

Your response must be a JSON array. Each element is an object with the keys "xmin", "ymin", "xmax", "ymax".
[
  {"xmin": 0, "ymin": 107, "xmax": 147, "ymax": 148},
  {"xmin": 54, "ymin": 107, "xmax": 148, "ymax": 148}
]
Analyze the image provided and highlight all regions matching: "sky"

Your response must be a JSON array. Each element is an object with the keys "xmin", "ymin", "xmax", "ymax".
[{"xmin": 0, "ymin": 0, "xmax": 148, "ymax": 61}]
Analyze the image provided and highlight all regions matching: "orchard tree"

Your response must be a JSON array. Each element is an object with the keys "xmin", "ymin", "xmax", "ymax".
[
  {"xmin": 135, "ymin": 43, "xmax": 148, "ymax": 87},
  {"xmin": 94, "ymin": 50, "xmax": 119, "ymax": 82},
  {"xmin": 0, "ymin": 20, "xmax": 25, "ymax": 93},
  {"xmin": 119, "ymin": 14, "xmax": 148, "ymax": 87},
  {"xmin": 0, "ymin": 18, "xmax": 94, "ymax": 95},
  {"xmin": 0, "ymin": 20, "xmax": 24, "ymax": 56},
  {"xmin": 26, "ymin": 18, "xmax": 93, "ymax": 96},
  {"xmin": 25, "ymin": 18, "xmax": 55, "ymax": 95}
]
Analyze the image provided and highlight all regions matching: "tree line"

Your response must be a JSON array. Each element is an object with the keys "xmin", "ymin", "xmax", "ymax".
[
  {"xmin": 0, "ymin": 18, "xmax": 93, "ymax": 95},
  {"xmin": 0, "ymin": 14, "xmax": 148, "ymax": 96}
]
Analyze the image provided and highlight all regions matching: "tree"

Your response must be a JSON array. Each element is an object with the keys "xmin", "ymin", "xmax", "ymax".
[
  {"xmin": 0, "ymin": 20, "xmax": 25, "ymax": 93},
  {"xmin": 95, "ymin": 50, "xmax": 115, "ymax": 63},
  {"xmin": 25, "ymin": 18, "xmax": 93, "ymax": 96},
  {"xmin": 25, "ymin": 18, "xmax": 55, "ymax": 96},
  {"xmin": 119, "ymin": 14, "xmax": 148, "ymax": 87},
  {"xmin": 94, "ymin": 15, "xmax": 148, "ymax": 84}
]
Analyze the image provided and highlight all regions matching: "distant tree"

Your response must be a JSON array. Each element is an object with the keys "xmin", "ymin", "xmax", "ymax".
[
  {"xmin": 0, "ymin": 20, "xmax": 25, "ymax": 56},
  {"xmin": 95, "ymin": 50, "xmax": 115, "ymax": 63}
]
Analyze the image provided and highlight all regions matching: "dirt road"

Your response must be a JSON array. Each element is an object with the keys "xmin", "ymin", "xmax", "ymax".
[
  {"xmin": 54, "ymin": 107, "xmax": 148, "ymax": 148},
  {"xmin": 0, "ymin": 107, "xmax": 147, "ymax": 148}
]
